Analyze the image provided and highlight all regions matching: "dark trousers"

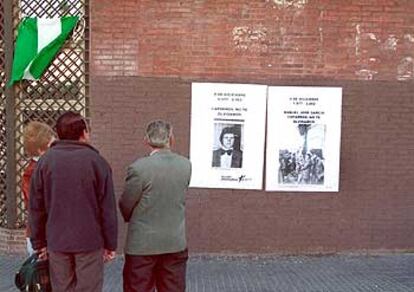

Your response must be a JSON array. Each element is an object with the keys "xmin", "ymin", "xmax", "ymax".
[
  {"xmin": 48, "ymin": 249, "xmax": 104, "ymax": 292},
  {"xmin": 123, "ymin": 249, "xmax": 188, "ymax": 292}
]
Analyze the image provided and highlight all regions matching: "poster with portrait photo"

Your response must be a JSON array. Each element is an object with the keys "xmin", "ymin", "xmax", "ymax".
[
  {"xmin": 266, "ymin": 86, "xmax": 342, "ymax": 192},
  {"xmin": 190, "ymin": 82, "xmax": 267, "ymax": 189}
]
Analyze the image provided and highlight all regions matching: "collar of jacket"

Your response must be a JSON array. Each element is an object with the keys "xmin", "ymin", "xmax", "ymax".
[
  {"xmin": 50, "ymin": 140, "xmax": 99, "ymax": 153},
  {"xmin": 150, "ymin": 148, "xmax": 171, "ymax": 156}
]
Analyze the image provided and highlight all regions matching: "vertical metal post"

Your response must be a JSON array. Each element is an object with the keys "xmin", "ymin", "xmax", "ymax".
[
  {"xmin": 4, "ymin": 0, "xmax": 17, "ymax": 229},
  {"xmin": 84, "ymin": 0, "xmax": 90, "ymax": 118}
]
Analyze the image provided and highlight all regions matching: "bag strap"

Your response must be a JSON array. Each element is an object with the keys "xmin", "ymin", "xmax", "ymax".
[{"xmin": 21, "ymin": 253, "xmax": 38, "ymax": 266}]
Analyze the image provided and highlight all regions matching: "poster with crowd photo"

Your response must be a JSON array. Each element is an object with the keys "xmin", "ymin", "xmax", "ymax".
[
  {"xmin": 266, "ymin": 86, "xmax": 342, "ymax": 192},
  {"xmin": 190, "ymin": 82, "xmax": 267, "ymax": 189}
]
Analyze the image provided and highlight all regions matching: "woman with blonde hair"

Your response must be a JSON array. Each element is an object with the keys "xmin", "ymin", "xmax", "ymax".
[{"xmin": 22, "ymin": 121, "xmax": 55, "ymax": 254}]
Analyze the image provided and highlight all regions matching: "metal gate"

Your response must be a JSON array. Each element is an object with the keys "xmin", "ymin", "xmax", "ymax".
[{"xmin": 0, "ymin": 0, "xmax": 89, "ymax": 229}]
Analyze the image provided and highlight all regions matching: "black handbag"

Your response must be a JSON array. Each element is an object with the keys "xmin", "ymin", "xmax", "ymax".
[{"xmin": 15, "ymin": 253, "xmax": 52, "ymax": 292}]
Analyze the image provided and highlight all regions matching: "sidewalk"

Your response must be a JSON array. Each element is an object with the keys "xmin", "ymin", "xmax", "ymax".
[{"xmin": 1, "ymin": 253, "xmax": 413, "ymax": 291}]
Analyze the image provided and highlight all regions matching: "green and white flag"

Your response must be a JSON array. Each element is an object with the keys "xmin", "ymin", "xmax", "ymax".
[{"xmin": 8, "ymin": 16, "xmax": 79, "ymax": 86}]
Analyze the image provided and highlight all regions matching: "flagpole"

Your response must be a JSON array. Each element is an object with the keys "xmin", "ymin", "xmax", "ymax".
[{"xmin": 4, "ymin": 0, "xmax": 17, "ymax": 229}]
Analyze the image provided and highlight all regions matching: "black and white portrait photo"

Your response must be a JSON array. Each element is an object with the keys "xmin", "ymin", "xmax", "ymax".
[{"xmin": 212, "ymin": 123, "xmax": 243, "ymax": 169}]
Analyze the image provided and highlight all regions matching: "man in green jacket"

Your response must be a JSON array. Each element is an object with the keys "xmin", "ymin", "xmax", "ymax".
[{"xmin": 119, "ymin": 120, "xmax": 191, "ymax": 292}]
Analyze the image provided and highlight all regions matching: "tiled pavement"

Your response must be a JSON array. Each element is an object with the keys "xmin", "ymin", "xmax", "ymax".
[{"xmin": 1, "ymin": 253, "xmax": 413, "ymax": 291}]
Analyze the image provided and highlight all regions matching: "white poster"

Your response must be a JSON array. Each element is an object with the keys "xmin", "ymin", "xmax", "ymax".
[
  {"xmin": 266, "ymin": 86, "xmax": 342, "ymax": 192},
  {"xmin": 190, "ymin": 82, "xmax": 267, "ymax": 189}
]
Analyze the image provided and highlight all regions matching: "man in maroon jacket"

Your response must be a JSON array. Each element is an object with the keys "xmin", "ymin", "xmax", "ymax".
[{"xmin": 29, "ymin": 111, "xmax": 118, "ymax": 291}]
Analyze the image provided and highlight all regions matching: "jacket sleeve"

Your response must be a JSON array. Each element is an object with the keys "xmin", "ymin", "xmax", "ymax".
[
  {"xmin": 99, "ymin": 166, "xmax": 118, "ymax": 251},
  {"xmin": 28, "ymin": 163, "xmax": 47, "ymax": 250},
  {"xmin": 187, "ymin": 160, "xmax": 192, "ymax": 187},
  {"xmin": 21, "ymin": 165, "xmax": 32, "ymax": 209},
  {"xmin": 119, "ymin": 166, "xmax": 143, "ymax": 222}
]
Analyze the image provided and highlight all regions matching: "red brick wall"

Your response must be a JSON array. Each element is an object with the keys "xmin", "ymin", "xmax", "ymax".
[
  {"xmin": 92, "ymin": 0, "xmax": 414, "ymax": 81},
  {"xmin": 90, "ymin": 1, "xmax": 414, "ymax": 253}
]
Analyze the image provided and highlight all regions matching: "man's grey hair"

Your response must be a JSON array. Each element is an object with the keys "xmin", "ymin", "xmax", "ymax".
[{"xmin": 145, "ymin": 120, "xmax": 172, "ymax": 148}]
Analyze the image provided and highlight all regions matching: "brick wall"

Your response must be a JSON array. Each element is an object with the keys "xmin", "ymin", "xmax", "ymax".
[
  {"xmin": 92, "ymin": 0, "xmax": 414, "ymax": 82},
  {"xmin": 90, "ymin": 1, "xmax": 414, "ymax": 253},
  {"xmin": 0, "ymin": 227, "xmax": 26, "ymax": 254}
]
